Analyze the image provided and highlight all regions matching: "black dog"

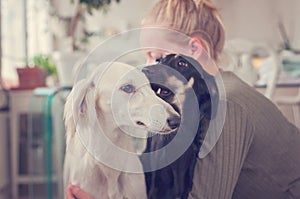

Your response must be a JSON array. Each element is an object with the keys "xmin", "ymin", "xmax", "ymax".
[{"xmin": 141, "ymin": 54, "xmax": 219, "ymax": 199}]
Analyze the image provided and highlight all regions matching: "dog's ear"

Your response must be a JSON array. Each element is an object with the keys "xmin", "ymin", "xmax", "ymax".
[
  {"xmin": 179, "ymin": 54, "xmax": 219, "ymax": 120},
  {"xmin": 198, "ymin": 75, "xmax": 219, "ymax": 120},
  {"xmin": 186, "ymin": 77, "xmax": 194, "ymax": 89},
  {"xmin": 72, "ymin": 79, "xmax": 97, "ymax": 125}
]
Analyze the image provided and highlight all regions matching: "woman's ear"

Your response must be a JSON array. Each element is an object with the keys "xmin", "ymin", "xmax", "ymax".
[
  {"xmin": 188, "ymin": 37, "xmax": 204, "ymax": 57},
  {"xmin": 187, "ymin": 38, "xmax": 219, "ymax": 76}
]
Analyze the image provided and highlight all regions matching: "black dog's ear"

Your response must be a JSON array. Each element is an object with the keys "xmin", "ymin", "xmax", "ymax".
[
  {"xmin": 179, "ymin": 55, "xmax": 219, "ymax": 120},
  {"xmin": 199, "ymin": 73, "xmax": 219, "ymax": 121}
]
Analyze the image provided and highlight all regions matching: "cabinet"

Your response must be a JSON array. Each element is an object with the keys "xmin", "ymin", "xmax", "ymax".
[
  {"xmin": 9, "ymin": 88, "xmax": 69, "ymax": 199},
  {"xmin": 0, "ymin": 111, "xmax": 9, "ymax": 199},
  {"xmin": 9, "ymin": 90, "xmax": 43, "ymax": 199}
]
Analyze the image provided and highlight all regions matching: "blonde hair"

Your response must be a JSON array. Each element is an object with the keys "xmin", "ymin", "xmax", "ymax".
[{"xmin": 142, "ymin": 0, "xmax": 225, "ymax": 61}]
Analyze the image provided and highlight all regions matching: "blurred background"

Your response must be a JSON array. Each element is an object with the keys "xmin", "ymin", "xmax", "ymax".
[{"xmin": 0, "ymin": 0, "xmax": 299, "ymax": 198}]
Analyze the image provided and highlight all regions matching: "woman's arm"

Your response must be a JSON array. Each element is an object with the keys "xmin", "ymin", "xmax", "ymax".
[{"xmin": 189, "ymin": 102, "xmax": 254, "ymax": 199}]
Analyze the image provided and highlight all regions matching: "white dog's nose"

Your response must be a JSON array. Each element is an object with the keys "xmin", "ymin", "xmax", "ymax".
[{"xmin": 139, "ymin": 104, "xmax": 181, "ymax": 133}]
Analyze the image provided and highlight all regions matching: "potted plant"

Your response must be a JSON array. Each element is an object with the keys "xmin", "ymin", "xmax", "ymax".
[
  {"xmin": 49, "ymin": 0, "xmax": 121, "ymax": 87},
  {"xmin": 15, "ymin": 65, "xmax": 47, "ymax": 90},
  {"xmin": 33, "ymin": 54, "xmax": 59, "ymax": 87},
  {"xmin": 69, "ymin": 0, "xmax": 121, "ymax": 51}
]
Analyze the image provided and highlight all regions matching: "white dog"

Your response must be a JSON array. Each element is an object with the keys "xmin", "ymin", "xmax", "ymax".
[{"xmin": 63, "ymin": 62, "xmax": 180, "ymax": 199}]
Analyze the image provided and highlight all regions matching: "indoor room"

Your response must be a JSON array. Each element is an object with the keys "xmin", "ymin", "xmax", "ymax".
[{"xmin": 0, "ymin": 0, "xmax": 299, "ymax": 198}]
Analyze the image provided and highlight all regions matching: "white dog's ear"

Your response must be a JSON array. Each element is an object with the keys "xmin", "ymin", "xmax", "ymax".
[{"xmin": 72, "ymin": 79, "xmax": 97, "ymax": 125}]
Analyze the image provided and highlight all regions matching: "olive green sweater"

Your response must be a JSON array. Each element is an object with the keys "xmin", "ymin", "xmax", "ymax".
[{"xmin": 189, "ymin": 72, "xmax": 300, "ymax": 199}]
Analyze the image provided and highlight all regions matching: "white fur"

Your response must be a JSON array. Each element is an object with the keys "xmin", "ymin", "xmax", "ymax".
[{"xmin": 64, "ymin": 62, "xmax": 180, "ymax": 199}]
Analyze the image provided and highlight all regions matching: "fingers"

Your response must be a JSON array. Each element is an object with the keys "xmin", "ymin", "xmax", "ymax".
[
  {"xmin": 66, "ymin": 184, "xmax": 77, "ymax": 199},
  {"xmin": 66, "ymin": 184, "xmax": 95, "ymax": 199}
]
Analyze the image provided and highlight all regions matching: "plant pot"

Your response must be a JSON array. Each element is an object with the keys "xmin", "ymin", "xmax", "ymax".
[{"xmin": 14, "ymin": 66, "xmax": 46, "ymax": 90}]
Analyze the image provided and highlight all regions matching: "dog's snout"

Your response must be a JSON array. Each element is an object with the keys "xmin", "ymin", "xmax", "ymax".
[{"xmin": 167, "ymin": 116, "xmax": 181, "ymax": 130}]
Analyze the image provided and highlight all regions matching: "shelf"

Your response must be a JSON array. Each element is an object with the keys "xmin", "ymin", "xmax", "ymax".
[{"xmin": 17, "ymin": 175, "xmax": 58, "ymax": 184}]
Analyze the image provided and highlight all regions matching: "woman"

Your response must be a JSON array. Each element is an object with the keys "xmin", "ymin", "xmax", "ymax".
[{"xmin": 67, "ymin": 0, "xmax": 300, "ymax": 198}]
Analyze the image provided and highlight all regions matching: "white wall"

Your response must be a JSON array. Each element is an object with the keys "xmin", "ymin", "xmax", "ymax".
[
  {"xmin": 216, "ymin": 0, "xmax": 300, "ymax": 49},
  {"xmin": 85, "ymin": 0, "xmax": 300, "ymax": 51},
  {"xmin": 293, "ymin": 0, "xmax": 300, "ymax": 48},
  {"xmin": 85, "ymin": 0, "xmax": 159, "ymax": 33}
]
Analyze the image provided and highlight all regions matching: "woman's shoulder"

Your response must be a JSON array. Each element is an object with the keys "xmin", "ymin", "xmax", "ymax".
[
  {"xmin": 220, "ymin": 71, "xmax": 254, "ymax": 94},
  {"xmin": 219, "ymin": 71, "xmax": 295, "ymax": 132},
  {"xmin": 220, "ymin": 71, "xmax": 270, "ymax": 108},
  {"xmin": 220, "ymin": 71, "xmax": 282, "ymax": 123}
]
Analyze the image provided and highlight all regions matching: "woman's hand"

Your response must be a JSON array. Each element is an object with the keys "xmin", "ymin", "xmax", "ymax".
[{"xmin": 66, "ymin": 184, "xmax": 95, "ymax": 199}]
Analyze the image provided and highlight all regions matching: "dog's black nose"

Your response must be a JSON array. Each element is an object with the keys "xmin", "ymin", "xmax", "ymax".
[{"xmin": 167, "ymin": 116, "xmax": 181, "ymax": 129}]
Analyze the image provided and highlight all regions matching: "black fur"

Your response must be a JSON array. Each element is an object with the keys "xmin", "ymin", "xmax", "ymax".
[{"xmin": 141, "ymin": 54, "xmax": 219, "ymax": 199}]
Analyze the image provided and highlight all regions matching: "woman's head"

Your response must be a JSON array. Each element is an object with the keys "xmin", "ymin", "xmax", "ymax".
[{"xmin": 141, "ymin": 0, "xmax": 225, "ymax": 62}]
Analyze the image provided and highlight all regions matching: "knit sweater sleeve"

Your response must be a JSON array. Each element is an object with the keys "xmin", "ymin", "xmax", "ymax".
[
  {"xmin": 188, "ymin": 72, "xmax": 300, "ymax": 198},
  {"xmin": 188, "ymin": 100, "xmax": 254, "ymax": 199}
]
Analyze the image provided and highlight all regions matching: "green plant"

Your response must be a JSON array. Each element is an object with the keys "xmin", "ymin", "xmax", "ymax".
[
  {"xmin": 33, "ymin": 54, "xmax": 57, "ymax": 76},
  {"xmin": 49, "ymin": 0, "xmax": 121, "ymax": 51},
  {"xmin": 77, "ymin": 0, "xmax": 121, "ymax": 14},
  {"xmin": 69, "ymin": 0, "xmax": 121, "ymax": 50}
]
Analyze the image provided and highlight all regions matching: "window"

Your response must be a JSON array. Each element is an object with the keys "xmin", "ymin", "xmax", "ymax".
[{"xmin": 1, "ymin": 0, "xmax": 52, "ymax": 87}]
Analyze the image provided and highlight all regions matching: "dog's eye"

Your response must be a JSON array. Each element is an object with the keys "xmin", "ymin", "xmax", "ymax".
[
  {"xmin": 177, "ymin": 60, "xmax": 189, "ymax": 68},
  {"xmin": 120, "ymin": 84, "xmax": 135, "ymax": 93},
  {"xmin": 159, "ymin": 88, "xmax": 172, "ymax": 97},
  {"xmin": 156, "ymin": 87, "xmax": 173, "ymax": 98}
]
